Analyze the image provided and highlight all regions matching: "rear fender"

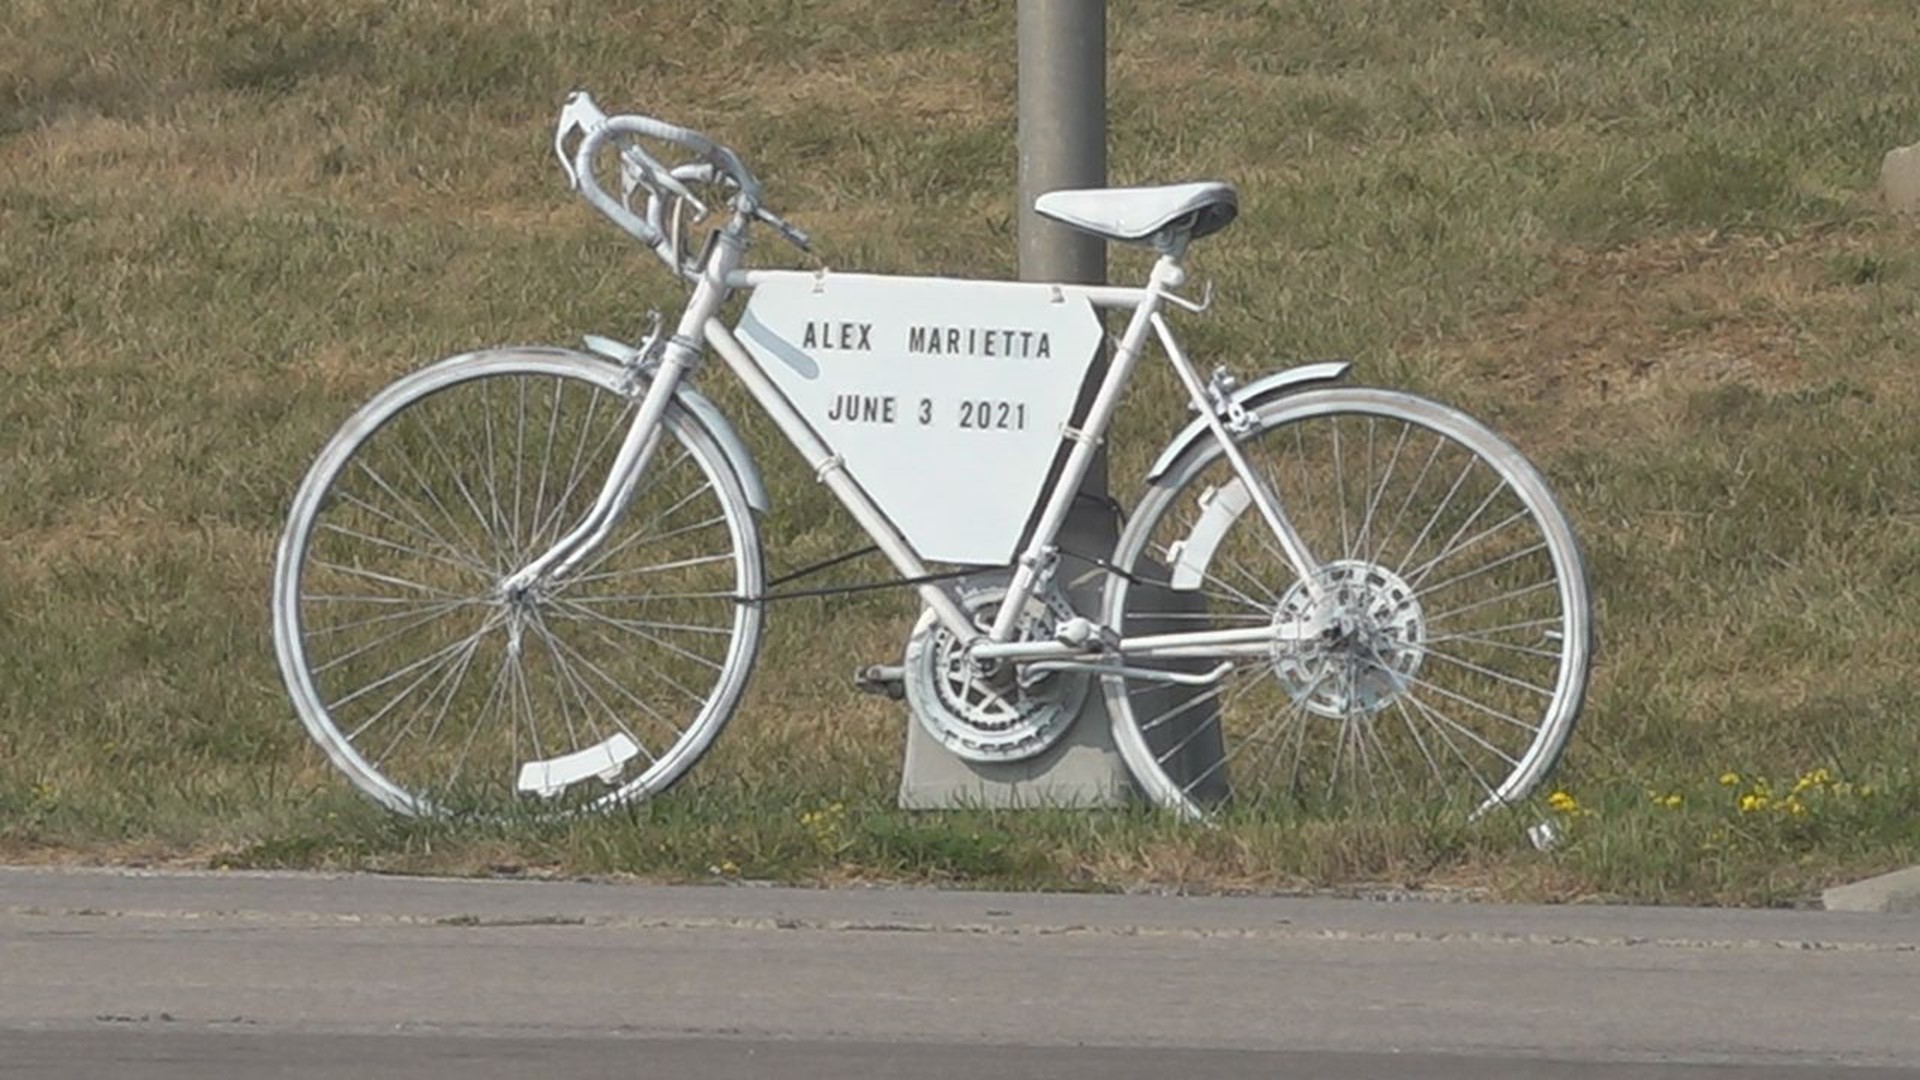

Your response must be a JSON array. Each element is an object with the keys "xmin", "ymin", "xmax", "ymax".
[{"xmin": 1142, "ymin": 360, "xmax": 1351, "ymax": 484}]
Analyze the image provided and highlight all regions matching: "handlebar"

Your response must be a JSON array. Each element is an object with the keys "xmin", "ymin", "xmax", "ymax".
[{"xmin": 554, "ymin": 91, "xmax": 806, "ymax": 281}]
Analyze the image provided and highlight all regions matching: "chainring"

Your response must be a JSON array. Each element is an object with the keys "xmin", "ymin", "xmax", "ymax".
[{"xmin": 902, "ymin": 582, "xmax": 1090, "ymax": 763}]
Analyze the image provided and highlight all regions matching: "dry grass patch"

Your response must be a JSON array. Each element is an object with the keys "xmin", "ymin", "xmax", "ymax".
[{"xmin": 2, "ymin": 0, "xmax": 1917, "ymax": 904}]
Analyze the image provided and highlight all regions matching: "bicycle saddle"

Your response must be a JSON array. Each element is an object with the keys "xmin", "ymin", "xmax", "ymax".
[{"xmin": 1033, "ymin": 182, "xmax": 1238, "ymax": 245}]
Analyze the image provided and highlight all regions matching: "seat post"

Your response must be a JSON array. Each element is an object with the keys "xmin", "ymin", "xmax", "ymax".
[{"xmin": 1153, "ymin": 226, "xmax": 1193, "ymax": 260}]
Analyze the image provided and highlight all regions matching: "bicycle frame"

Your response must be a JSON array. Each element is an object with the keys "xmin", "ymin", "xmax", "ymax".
[
  {"xmin": 273, "ymin": 92, "xmax": 1589, "ymax": 818},
  {"xmin": 502, "ymin": 223, "xmax": 1336, "ymax": 673}
]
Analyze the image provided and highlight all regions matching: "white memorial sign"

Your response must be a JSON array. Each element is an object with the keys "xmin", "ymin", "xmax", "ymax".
[{"xmin": 736, "ymin": 273, "xmax": 1104, "ymax": 564}]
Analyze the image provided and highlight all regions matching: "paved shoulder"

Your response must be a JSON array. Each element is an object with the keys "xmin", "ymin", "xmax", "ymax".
[{"xmin": 2, "ymin": 867, "xmax": 1916, "ymax": 1072}]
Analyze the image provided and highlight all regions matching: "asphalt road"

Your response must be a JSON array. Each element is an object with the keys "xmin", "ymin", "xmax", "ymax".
[{"xmin": 1, "ymin": 866, "xmax": 1916, "ymax": 1077}]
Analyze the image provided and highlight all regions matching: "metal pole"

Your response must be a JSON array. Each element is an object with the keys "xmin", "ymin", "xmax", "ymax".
[
  {"xmin": 898, "ymin": 0, "xmax": 1134, "ymax": 809},
  {"xmin": 1018, "ymin": 0, "xmax": 1108, "ymax": 491},
  {"xmin": 1017, "ymin": 0, "xmax": 1107, "ymax": 285}
]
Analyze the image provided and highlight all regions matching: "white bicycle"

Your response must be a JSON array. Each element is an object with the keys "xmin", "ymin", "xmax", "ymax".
[{"xmin": 272, "ymin": 92, "xmax": 1592, "ymax": 820}]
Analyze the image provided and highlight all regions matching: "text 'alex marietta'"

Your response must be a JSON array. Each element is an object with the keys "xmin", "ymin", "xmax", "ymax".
[{"xmin": 798, "ymin": 321, "xmax": 1055, "ymax": 359}]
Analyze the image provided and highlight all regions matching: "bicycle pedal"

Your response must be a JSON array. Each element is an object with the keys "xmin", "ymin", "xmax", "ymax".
[{"xmin": 853, "ymin": 664, "xmax": 907, "ymax": 700}]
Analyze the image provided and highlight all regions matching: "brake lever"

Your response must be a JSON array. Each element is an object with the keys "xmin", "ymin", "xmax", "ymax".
[
  {"xmin": 615, "ymin": 143, "xmax": 708, "ymax": 219},
  {"xmin": 553, "ymin": 91, "xmax": 609, "ymax": 189}
]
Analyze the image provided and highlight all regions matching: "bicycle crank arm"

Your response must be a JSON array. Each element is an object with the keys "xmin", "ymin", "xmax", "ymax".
[{"xmin": 1018, "ymin": 660, "xmax": 1234, "ymax": 687}]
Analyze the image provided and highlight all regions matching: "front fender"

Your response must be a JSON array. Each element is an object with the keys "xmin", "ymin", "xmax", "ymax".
[{"xmin": 1142, "ymin": 360, "xmax": 1352, "ymax": 483}]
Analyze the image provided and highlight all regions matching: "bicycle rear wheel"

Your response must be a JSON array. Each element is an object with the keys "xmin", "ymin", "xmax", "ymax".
[
  {"xmin": 1104, "ymin": 387, "xmax": 1590, "ymax": 820},
  {"xmin": 273, "ymin": 348, "xmax": 763, "ymax": 816}
]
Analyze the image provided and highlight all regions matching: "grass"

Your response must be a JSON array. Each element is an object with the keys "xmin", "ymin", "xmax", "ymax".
[{"xmin": 3, "ymin": 0, "xmax": 1918, "ymax": 905}]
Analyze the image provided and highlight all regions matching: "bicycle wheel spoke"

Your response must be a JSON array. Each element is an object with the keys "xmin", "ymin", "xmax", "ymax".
[
  {"xmin": 511, "ymin": 373, "xmax": 529, "ymax": 555},
  {"xmin": 551, "ymin": 597, "xmax": 725, "ymax": 679},
  {"xmin": 368, "ymin": 627, "xmax": 488, "ymax": 770},
  {"xmin": 312, "ymin": 560, "xmax": 466, "ymax": 601},
  {"xmin": 305, "ymin": 597, "xmax": 485, "ymax": 637},
  {"xmin": 1137, "ymin": 683, "xmax": 1225, "ymax": 741},
  {"xmin": 1331, "ymin": 415, "xmax": 1351, "ymax": 558},
  {"xmin": 1419, "ymin": 645, "xmax": 1557, "ymax": 699},
  {"xmin": 315, "ymin": 520, "xmax": 498, "ymax": 584},
  {"xmin": 556, "ymin": 611, "xmax": 733, "ymax": 637},
  {"xmin": 1393, "ymin": 453, "xmax": 1477, "ymax": 578},
  {"xmin": 412, "ymin": 405, "xmax": 512, "ymax": 573},
  {"xmin": 1392, "ymin": 692, "xmax": 1447, "ymax": 789},
  {"xmin": 1425, "ymin": 629, "xmax": 1563, "ymax": 660},
  {"xmin": 567, "ymin": 463, "xmax": 711, "ymax": 579},
  {"xmin": 1358, "ymin": 704, "xmax": 1408, "ymax": 797},
  {"xmin": 311, "ymin": 597, "xmax": 482, "ymax": 675},
  {"xmin": 1394, "ymin": 667, "xmax": 1537, "ymax": 741},
  {"xmin": 1406, "ymin": 477, "xmax": 1505, "ymax": 587},
  {"xmin": 1356, "ymin": 418, "xmax": 1408, "ymax": 566},
  {"xmin": 537, "ymin": 617, "xmax": 688, "ymax": 742},
  {"xmin": 1215, "ymin": 550, "xmax": 1284, "ymax": 605},
  {"xmin": 475, "ymin": 375, "xmax": 514, "ymax": 564},
  {"xmin": 1401, "ymin": 690, "xmax": 1514, "ymax": 794},
  {"xmin": 549, "ymin": 614, "xmax": 727, "ymax": 721},
  {"xmin": 1414, "ymin": 537, "xmax": 1548, "ymax": 601},
  {"xmin": 339, "ymin": 619, "xmax": 497, "ymax": 739},
  {"xmin": 559, "ymin": 589, "xmax": 744, "ymax": 604},
  {"xmin": 1395, "ymin": 695, "xmax": 1502, "ymax": 803},
  {"xmin": 525, "ymin": 376, "xmax": 565, "ymax": 556},
  {"xmin": 1113, "ymin": 609, "xmax": 1271, "ymax": 624},
  {"xmin": 562, "ymin": 508, "xmax": 729, "ymax": 592},
  {"xmin": 1407, "ymin": 509, "xmax": 1536, "ymax": 589},
  {"xmin": 1378, "ymin": 434, "xmax": 1447, "ymax": 561},
  {"xmin": 304, "ymin": 592, "xmax": 460, "ymax": 606},
  {"xmin": 1172, "ymin": 676, "xmax": 1311, "ymax": 799},
  {"xmin": 563, "ymin": 550, "xmax": 739, "ymax": 587},
  {"xmin": 344, "ymin": 464, "xmax": 494, "ymax": 578},
  {"xmin": 1149, "ymin": 540, "xmax": 1275, "ymax": 614},
  {"xmin": 527, "ymin": 614, "xmax": 658, "ymax": 764},
  {"xmin": 1425, "ymin": 578, "xmax": 1558, "ymax": 626},
  {"xmin": 440, "ymin": 643, "xmax": 521, "ymax": 797},
  {"xmin": 530, "ymin": 383, "xmax": 623, "ymax": 550}
]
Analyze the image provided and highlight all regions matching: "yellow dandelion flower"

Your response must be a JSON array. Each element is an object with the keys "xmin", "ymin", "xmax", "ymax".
[
  {"xmin": 1718, "ymin": 772, "xmax": 1741, "ymax": 787},
  {"xmin": 1739, "ymin": 794, "xmax": 1770, "ymax": 813},
  {"xmin": 1547, "ymin": 791, "xmax": 1579, "ymax": 813},
  {"xmin": 1662, "ymin": 794, "xmax": 1684, "ymax": 809}
]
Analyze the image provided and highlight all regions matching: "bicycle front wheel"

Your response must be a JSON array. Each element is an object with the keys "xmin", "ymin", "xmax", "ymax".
[
  {"xmin": 1104, "ymin": 387, "xmax": 1590, "ymax": 820},
  {"xmin": 273, "ymin": 348, "xmax": 764, "ymax": 816}
]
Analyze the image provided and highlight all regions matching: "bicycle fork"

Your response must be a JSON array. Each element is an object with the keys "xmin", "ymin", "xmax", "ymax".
[
  {"xmin": 499, "ymin": 237, "xmax": 745, "ymax": 597},
  {"xmin": 495, "ymin": 359, "xmax": 678, "ymax": 596}
]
